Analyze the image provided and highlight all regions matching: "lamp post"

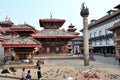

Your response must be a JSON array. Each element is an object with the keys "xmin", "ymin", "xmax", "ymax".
[{"xmin": 80, "ymin": 3, "xmax": 89, "ymax": 66}]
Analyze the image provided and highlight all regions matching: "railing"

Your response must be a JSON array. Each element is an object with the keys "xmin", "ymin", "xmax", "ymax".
[{"xmin": 89, "ymin": 33, "xmax": 114, "ymax": 41}]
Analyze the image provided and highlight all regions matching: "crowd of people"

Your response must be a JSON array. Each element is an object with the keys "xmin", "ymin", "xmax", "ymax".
[
  {"xmin": 21, "ymin": 59, "xmax": 44, "ymax": 80},
  {"xmin": 21, "ymin": 58, "xmax": 44, "ymax": 80},
  {"xmin": 21, "ymin": 67, "xmax": 42, "ymax": 80}
]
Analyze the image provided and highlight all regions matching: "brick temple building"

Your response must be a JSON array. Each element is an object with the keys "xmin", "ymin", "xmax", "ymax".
[
  {"xmin": 2, "ymin": 23, "xmax": 41, "ymax": 60},
  {"xmin": 32, "ymin": 17, "xmax": 78, "ymax": 54},
  {"xmin": 0, "ymin": 16, "xmax": 79, "ymax": 63}
]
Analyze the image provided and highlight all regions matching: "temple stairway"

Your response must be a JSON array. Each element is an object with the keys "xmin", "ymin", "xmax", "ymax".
[
  {"xmin": 33, "ymin": 53, "xmax": 82, "ymax": 60},
  {"xmin": 3, "ymin": 54, "xmax": 82, "ymax": 69}
]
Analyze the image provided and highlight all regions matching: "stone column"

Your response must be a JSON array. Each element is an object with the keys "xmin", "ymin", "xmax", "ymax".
[{"xmin": 80, "ymin": 3, "xmax": 89, "ymax": 66}]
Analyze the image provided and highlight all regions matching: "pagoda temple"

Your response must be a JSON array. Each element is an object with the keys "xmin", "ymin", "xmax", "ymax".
[
  {"xmin": 0, "ymin": 17, "xmax": 16, "ymax": 34},
  {"xmin": 0, "ymin": 17, "xmax": 13, "ymax": 27},
  {"xmin": 0, "ymin": 17, "xmax": 17, "ymax": 61},
  {"xmin": 2, "ymin": 23, "xmax": 41, "ymax": 61},
  {"xmin": 67, "ymin": 24, "xmax": 80, "ymax": 53},
  {"xmin": 32, "ymin": 17, "xmax": 78, "ymax": 54},
  {"xmin": 67, "ymin": 23, "xmax": 79, "ymax": 36}
]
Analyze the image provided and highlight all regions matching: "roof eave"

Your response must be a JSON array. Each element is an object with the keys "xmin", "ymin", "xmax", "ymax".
[{"xmin": 2, "ymin": 44, "xmax": 41, "ymax": 48}]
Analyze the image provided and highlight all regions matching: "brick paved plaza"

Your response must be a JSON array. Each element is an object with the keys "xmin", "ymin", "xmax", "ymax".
[{"xmin": 0, "ymin": 55, "xmax": 120, "ymax": 80}]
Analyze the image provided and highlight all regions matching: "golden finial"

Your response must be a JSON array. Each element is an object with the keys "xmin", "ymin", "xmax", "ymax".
[
  {"xmin": 5, "ymin": 16, "xmax": 11, "ymax": 22},
  {"xmin": 50, "ymin": 12, "xmax": 52, "ymax": 19},
  {"xmin": 24, "ymin": 21, "xmax": 26, "ymax": 24},
  {"xmin": 8, "ymin": 17, "xmax": 11, "ymax": 21},
  {"xmin": 5, "ymin": 16, "xmax": 9, "ymax": 21}
]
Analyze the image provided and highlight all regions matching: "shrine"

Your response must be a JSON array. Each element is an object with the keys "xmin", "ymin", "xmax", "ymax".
[{"xmin": 2, "ymin": 23, "xmax": 41, "ymax": 60}]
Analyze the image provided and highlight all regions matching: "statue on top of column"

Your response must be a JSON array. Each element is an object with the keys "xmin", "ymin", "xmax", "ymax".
[
  {"xmin": 82, "ymin": 3, "xmax": 85, "ymax": 9},
  {"xmin": 80, "ymin": 3, "xmax": 89, "ymax": 17}
]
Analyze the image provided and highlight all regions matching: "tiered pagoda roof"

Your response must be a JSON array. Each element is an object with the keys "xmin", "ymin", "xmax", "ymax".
[
  {"xmin": 0, "ymin": 17, "xmax": 16, "ymax": 34},
  {"xmin": 11, "ymin": 23, "xmax": 37, "ymax": 35},
  {"xmin": 39, "ymin": 18, "xmax": 65, "ymax": 29},
  {"xmin": 67, "ymin": 24, "xmax": 79, "ymax": 36},
  {"xmin": 32, "ymin": 29, "xmax": 77, "ymax": 38},
  {"xmin": 32, "ymin": 18, "xmax": 77, "ymax": 39},
  {"xmin": 67, "ymin": 23, "xmax": 77, "ymax": 32},
  {"xmin": 2, "ymin": 36, "xmax": 41, "ymax": 48},
  {"xmin": 0, "ymin": 17, "xmax": 16, "ymax": 42},
  {"xmin": 0, "ymin": 17, "xmax": 13, "ymax": 27}
]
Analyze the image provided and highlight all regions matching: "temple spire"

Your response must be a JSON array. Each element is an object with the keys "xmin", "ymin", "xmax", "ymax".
[
  {"xmin": 50, "ymin": 12, "xmax": 52, "ymax": 19},
  {"xmin": 5, "ymin": 16, "xmax": 10, "ymax": 21},
  {"xmin": 24, "ymin": 21, "xmax": 27, "ymax": 24}
]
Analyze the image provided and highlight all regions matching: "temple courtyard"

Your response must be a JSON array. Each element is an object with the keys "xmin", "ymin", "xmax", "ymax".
[{"xmin": 0, "ymin": 54, "xmax": 120, "ymax": 80}]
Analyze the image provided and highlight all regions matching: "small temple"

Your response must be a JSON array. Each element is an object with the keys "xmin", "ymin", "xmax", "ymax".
[
  {"xmin": 1, "ymin": 23, "xmax": 41, "ymax": 60},
  {"xmin": 67, "ymin": 23, "xmax": 79, "ymax": 36}
]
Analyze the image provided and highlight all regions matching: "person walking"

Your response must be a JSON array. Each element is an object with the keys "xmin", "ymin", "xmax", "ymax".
[
  {"xmin": 26, "ymin": 70, "xmax": 31, "ymax": 80},
  {"xmin": 36, "ymin": 60, "xmax": 40, "ymax": 68},
  {"xmin": 118, "ymin": 56, "xmax": 120, "ymax": 66},
  {"xmin": 21, "ymin": 68, "xmax": 26, "ymax": 80},
  {"xmin": 37, "ymin": 67, "xmax": 42, "ymax": 80},
  {"xmin": 115, "ymin": 54, "xmax": 120, "ymax": 66}
]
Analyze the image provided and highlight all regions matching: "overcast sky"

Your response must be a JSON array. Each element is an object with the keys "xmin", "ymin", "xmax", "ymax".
[{"xmin": 0, "ymin": 0, "xmax": 120, "ymax": 35}]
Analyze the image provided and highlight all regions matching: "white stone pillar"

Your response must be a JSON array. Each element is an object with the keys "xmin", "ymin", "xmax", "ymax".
[
  {"xmin": 83, "ymin": 16, "xmax": 89, "ymax": 66},
  {"xmin": 80, "ymin": 3, "xmax": 89, "ymax": 66}
]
